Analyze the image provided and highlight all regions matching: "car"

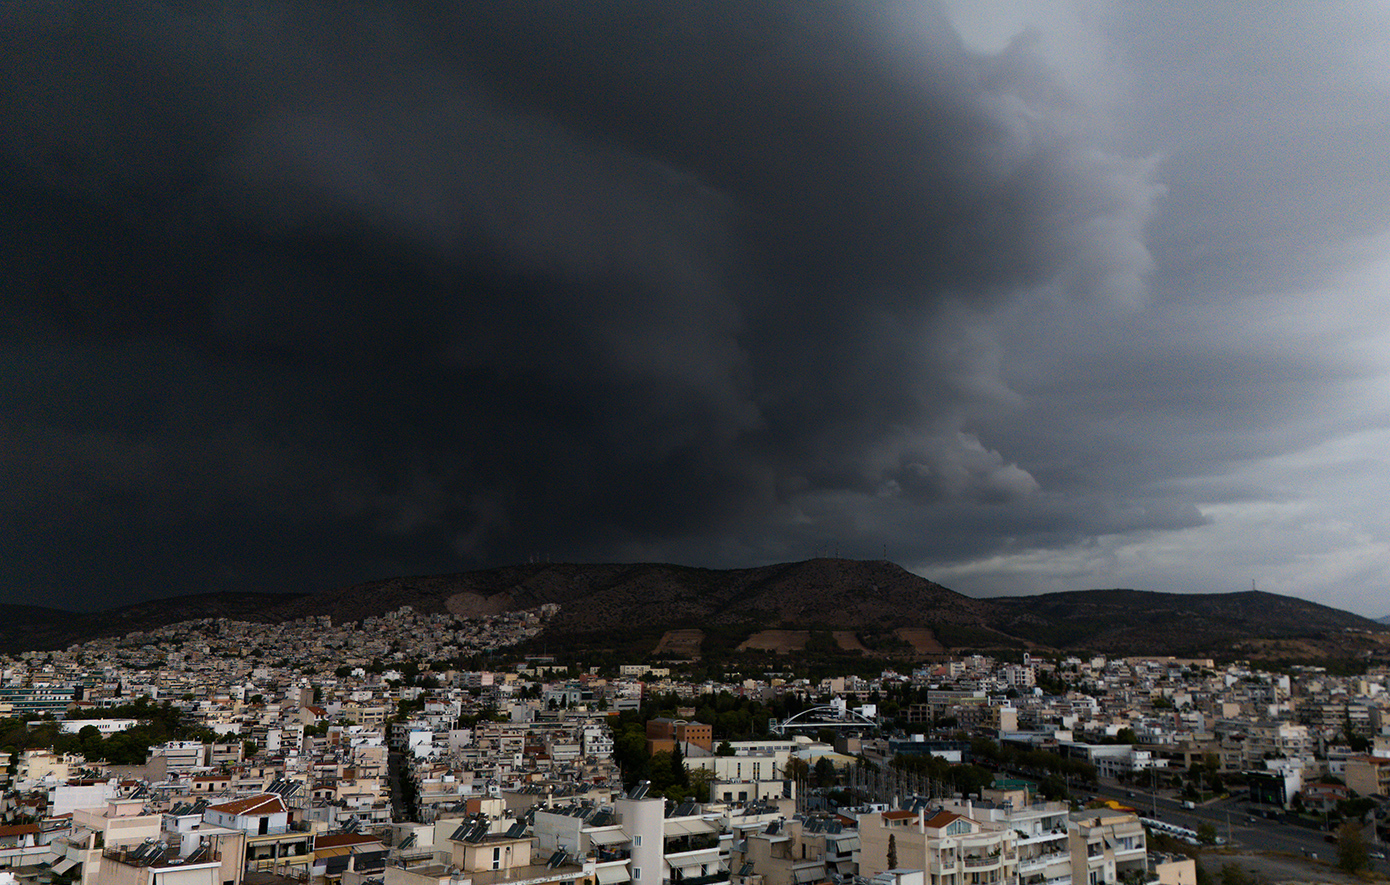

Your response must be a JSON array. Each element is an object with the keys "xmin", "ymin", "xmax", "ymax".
[
  {"xmin": 1247, "ymin": 816, "xmax": 1257, "ymax": 823},
  {"xmin": 1371, "ymin": 850, "xmax": 1386, "ymax": 860}
]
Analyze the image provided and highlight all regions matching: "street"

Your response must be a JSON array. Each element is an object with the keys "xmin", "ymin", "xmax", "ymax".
[{"xmin": 1083, "ymin": 779, "xmax": 1377, "ymax": 858}]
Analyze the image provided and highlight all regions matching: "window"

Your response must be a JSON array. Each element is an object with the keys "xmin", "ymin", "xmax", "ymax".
[
  {"xmin": 634, "ymin": 835, "xmax": 643, "ymax": 847},
  {"xmin": 634, "ymin": 869, "xmax": 641, "ymax": 881}
]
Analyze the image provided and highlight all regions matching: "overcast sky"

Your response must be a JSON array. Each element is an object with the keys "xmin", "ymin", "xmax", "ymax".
[{"xmin": 4, "ymin": 2, "xmax": 1390, "ymax": 615}]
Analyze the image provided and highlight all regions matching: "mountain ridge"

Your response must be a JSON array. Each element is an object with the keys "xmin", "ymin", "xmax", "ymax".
[{"xmin": 3, "ymin": 560, "xmax": 1382, "ymax": 657}]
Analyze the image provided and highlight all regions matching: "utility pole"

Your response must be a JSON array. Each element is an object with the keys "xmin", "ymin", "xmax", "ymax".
[{"xmin": 1151, "ymin": 765, "xmax": 1157, "ymax": 818}]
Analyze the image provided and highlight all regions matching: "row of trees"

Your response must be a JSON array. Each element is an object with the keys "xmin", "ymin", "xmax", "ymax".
[
  {"xmin": 967, "ymin": 735, "xmax": 1098, "ymax": 784},
  {"xmin": 2, "ymin": 697, "xmax": 223, "ymax": 767}
]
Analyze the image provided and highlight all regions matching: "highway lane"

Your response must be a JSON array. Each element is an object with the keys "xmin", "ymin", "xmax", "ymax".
[{"xmin": 1082, "ymin": 780, "xmax": 1362, "ymax": 858}]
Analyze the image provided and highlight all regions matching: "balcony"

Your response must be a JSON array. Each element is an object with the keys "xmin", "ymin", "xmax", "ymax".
[
  {"xmin": 1017, "ymin": 852, "xmax": 1069, "ymax": 873},
  {"xmin": 594, "ymin": 848, "xmax": 633, "ymax": 863},
  {"xmin": 962, "ymin": 855, "xmax": 1001, "ymax": 870},
  {"xmin": 246, "ymin": 821, "xmax": 314, "ymax": 839}
]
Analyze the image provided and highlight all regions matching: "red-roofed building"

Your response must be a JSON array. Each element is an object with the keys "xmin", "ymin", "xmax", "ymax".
[
  {"xmin": 205, "ymin": 794, "xmax": 314, "ymax": 876},
  {"xmin": 204, "ymin": 794, "xmax": 290, "ymax": 835},
  {"xmin": 0, "ymin": 823, "xmax": 39, "ymax": 848}
]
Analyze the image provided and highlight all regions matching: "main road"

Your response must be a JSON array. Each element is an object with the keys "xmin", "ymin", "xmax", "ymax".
[{"xmin": 1082, "ymin": 780, "xmax": 1368, "ymax": 858}]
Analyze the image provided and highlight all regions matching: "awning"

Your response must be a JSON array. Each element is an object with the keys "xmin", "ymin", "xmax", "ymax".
[
  {"xmin": 828, "ymin": 836, "xmax": 859, "ymax": 853},
  {"xmin": 664, "ymin": 819, "xmax": 718, "ymax": 837},
  {"xmin": 51, "ymin": 858, "xmax": 78, "ymax": 875},
  {"xmin": 588, "ymin": 830, "xmax": 629, "ymax": 846},
  {"xmin": 597, "ymin": 865, "xmax": 631, "ymax": 884},
  {"xmin": 792, "ymin": 866, "xmax": 823, "ymax": 883}
]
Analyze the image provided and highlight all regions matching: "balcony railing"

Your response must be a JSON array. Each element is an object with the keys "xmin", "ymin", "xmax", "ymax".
[
  {"xmin": 1016, "ymin": 830, "xmax": 1068, "ymax": 845},
  {"xmin": 963, "ymin": 855, "xmax": 1001, "ymax": 869},
  {"xmin": 1017, "ymin": 851, "xmax": 1069, "ymax": 872}
]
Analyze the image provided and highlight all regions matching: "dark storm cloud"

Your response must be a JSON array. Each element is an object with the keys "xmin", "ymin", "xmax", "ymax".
[
  {"xmin": 916, "ymin": 1, "xmax": 1390, "ymax": 612},
  {"xmin": 0, "ymin": 1, "xmax": 1162, "ymax": 606}
]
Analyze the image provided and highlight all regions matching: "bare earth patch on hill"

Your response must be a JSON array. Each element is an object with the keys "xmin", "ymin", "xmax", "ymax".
[
  {"xmin": 739, "ymin": 630, "xmax": 810, "ymax": 653},
  {"xmin": 896, "ymin": 627, "xmax": 946, "ymax": 654},
  {"xmin": 833, "ymin": 631, "xmax": 869, "ymax": 654},
  {"xmin": 654, "ymin": 629, "xmax": 704, "ymax": 658},
  {"xmin": 445, "ymin": 592, "xmax": 512, "ymax": 618}
]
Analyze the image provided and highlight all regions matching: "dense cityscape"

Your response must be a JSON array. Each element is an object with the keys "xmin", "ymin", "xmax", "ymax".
[
  {"xmin": 9, "ymin": 5, "xmax": 1390, "ymax": 885},
  {"xmin": 0, "ymin": 603, "xmax": 1386, "ymax": 885}
]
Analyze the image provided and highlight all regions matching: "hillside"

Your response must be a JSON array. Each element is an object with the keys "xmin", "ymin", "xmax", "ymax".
[
  {"xmin": 989, "ymin": 588, "xmax": 1385, "ymax": 655},
  {"xmin": 269, "ymin": 558, "xmax": 1010, "ymax": 656},
  {"xmin": 0, "ymin": 594, "xmax": 306, "ymax": 653},
  {"xmin": 0, "ymin": 561, "xmax": 1381, "ymax": 658}
]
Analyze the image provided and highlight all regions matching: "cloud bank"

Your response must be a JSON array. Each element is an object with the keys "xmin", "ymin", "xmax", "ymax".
[{"xmin": 4, "ymin": 2, "xmax": 1389, "ymax": 614}]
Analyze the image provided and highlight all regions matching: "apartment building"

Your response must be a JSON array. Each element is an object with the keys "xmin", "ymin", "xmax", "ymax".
[
  {"xmin": 859, "ymin": 806, "xmax": 1018, "ymax": 885},
  {"xmin": 1067, "ymin": 809, "xmax": 1146, "ymax": 885}
]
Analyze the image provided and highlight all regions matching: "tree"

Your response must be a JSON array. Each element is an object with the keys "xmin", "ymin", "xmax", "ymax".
[
  {"xmin": 785, "ymin": 758, "xmax": 810, "ymax": 781},
  {"xmin": 1039, "ymin": 775, "xmax": 1069, "ymax": 802},
  {"xmin": 1336, "ymin": 821, "xmax": 1370, "ymax": 873},
  {"xmin": 1197, "ymin": 823, "xmax": 1217, "ymax": 845},
  {"xmin": 814, "ymin": 756, "xmax": 838, "ymax": 788},
  {"xmin": 689, "ymin": 768, "xmax": 716, "ymax": 802},
  {"xmin": 671, "ymin": 742, "xmax": 690, "ymax": 789},
  {"xmin": 887, "ymin": 833, "xmax": 898, "ymax": 871},
  {"xmin": 716, "ymin": 740, "xmax": 735, "ymax": 757}
]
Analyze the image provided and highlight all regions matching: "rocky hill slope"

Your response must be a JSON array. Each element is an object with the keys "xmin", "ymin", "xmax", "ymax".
[{"xmin": 3, "ymin": 560, "xmax": 1382, "ymax": 657}]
